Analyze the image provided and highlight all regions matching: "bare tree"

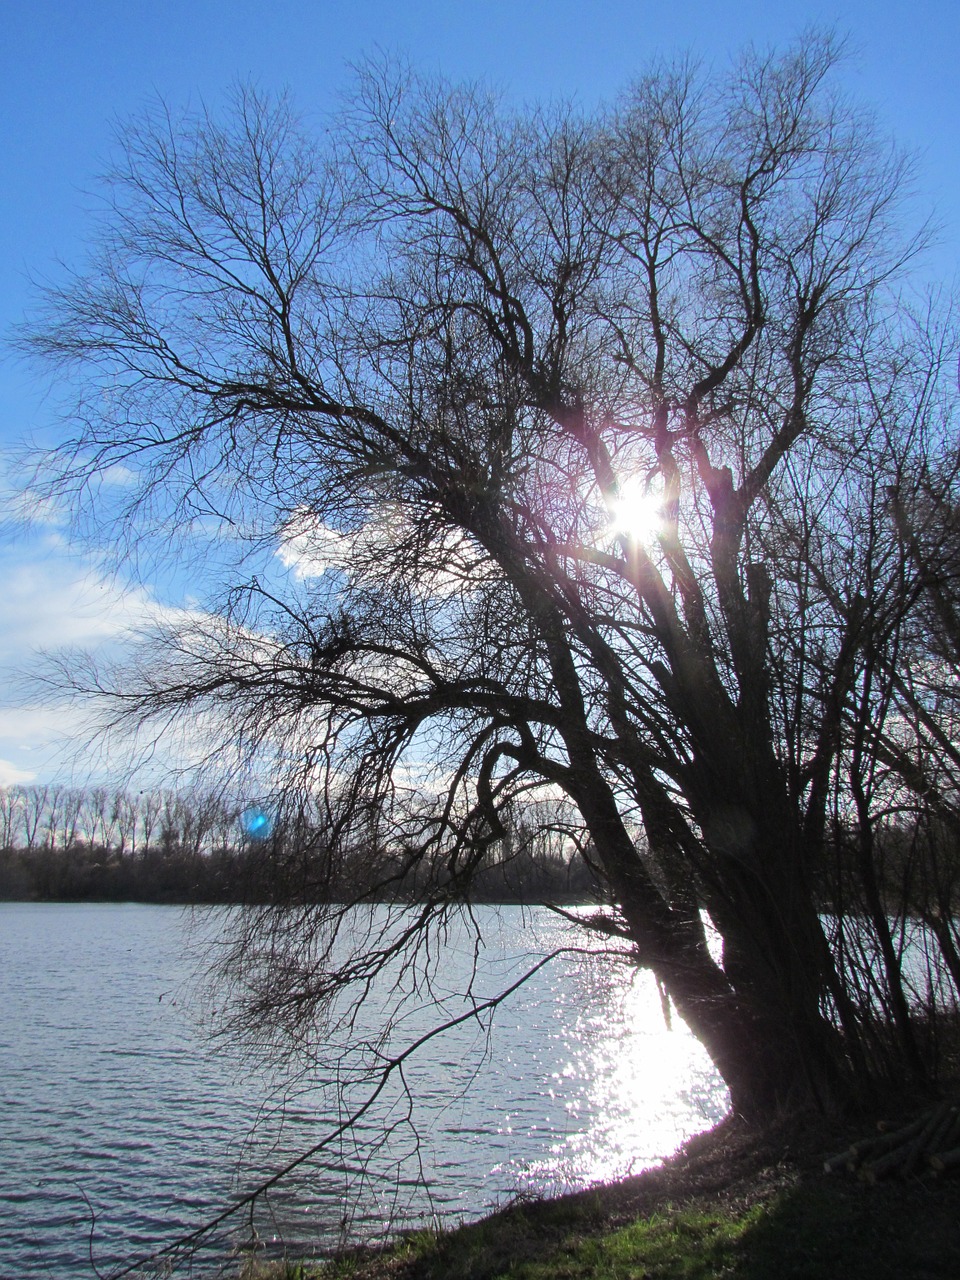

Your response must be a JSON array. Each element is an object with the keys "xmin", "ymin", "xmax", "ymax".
[
  {"xmin": 23, "ymin": 34, "xmax": 958, "ymax": 1119},
  {"xmin": 138, "ymin": 788, "xmax": 162, "ymax": 853},
  {"xmin": 0, "ymin": 786, "xmax": 18, "ymax": 850},
  {"xmin": 86, "ymin": 785, "xmax": 113, "ymax": 849},
  {"xmin": 18, "ymin": 784, "xmax": 48, "ymax": 852},
  {"xmin": 112, "ymin": 788, "xmax": 139, "ymax": 856}
]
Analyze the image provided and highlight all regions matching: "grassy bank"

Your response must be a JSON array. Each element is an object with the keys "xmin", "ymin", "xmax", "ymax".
[{"xmin": 242, "ymin": 1107, "xmax": 960, "ymax": 1280}]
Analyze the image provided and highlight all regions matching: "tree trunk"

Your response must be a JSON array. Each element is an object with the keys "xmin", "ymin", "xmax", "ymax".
[
  {"xmin": 568, "ymin": 749, "xmax": 856, "ymax": 1119},
  {"xmin": 666, "ymin": 970, "xmax": 851, "ymax": 1120}
]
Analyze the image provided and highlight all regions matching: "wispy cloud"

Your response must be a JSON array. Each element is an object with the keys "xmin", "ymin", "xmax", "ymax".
[
  {"xmin": 0, "ymin": 532, "xmax": 191, "ymax": 784},
  {"xmin": 276, "ymin": 504, "xmax": 492, "ymax": 597},
  {"xmin": 276, "ymin": 509, "xmax": 352, "ymax": 580},
  {"xmin": 0, "ymin": 757, "xmax": 35, "ymax": 786}
]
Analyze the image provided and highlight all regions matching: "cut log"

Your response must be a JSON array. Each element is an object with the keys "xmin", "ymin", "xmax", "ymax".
[
  {"xmin": 823, "ymin": 1115, "xmax": 927, "ymax": 1174},
  {"xmin": 926, "ymin": 1106, "xmax": 959, "ymax": 1158},
  {"xmin": 901, "ymin": 1101, "xmax": 954, "ymax": 1178},
  {"xmin": 826, "ymin": 1098, "xmax": 960, "ymax": 1181},
  {"xmin": 934, "ymin": 1111, "xmax": 960, "ymax": 1156},
  {"xmin": 929, "ymin": 1146, "xmax": 960, "ymax": 1175}
]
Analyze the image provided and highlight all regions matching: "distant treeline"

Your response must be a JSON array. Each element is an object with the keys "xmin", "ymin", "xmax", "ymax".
[
  {"xmin": 5, "ymin": 782, "xmax": 952, "ymax": 916},
  {"xmin": 0, "ymin": 784, "xmax": 599, "ymax": 905},
  {"xmin": 0, "ymin": 840, "xmax": 250, "ymax": 904}
]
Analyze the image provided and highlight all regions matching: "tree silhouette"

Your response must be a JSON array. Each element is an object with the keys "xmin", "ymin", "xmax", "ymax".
[{"xmin": 24, "ymin": 34, "xmax": 959, "ymax": 1118}]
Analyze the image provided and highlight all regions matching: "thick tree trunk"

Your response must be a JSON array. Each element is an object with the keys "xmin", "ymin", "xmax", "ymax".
[
  {"xmin": 646, "ymin": 864, "xmax": 855, "ymax": 1120},
  {"xmin": 569, "ymin": 757, "xmax": 855, "ymax": 1120},
  {"xmin": 545, "ymin": 595, "xmax": 863, "ymax": 1121},
  {"xmin": 695, "ymin": 837, "xmax": 870, "ymax": 1115},
  {"xmin": 665, "ymin": 969, "xmax": 850, "ymax": 1120},
  {"xmin": 661, "ymin": 683, "xmax": 879, "ymax": 1116}
]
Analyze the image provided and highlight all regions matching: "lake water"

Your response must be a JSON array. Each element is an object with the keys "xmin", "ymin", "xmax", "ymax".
[{"xmin": 0, "ymin": 902, "xmax": 728, "ymax": 1278}]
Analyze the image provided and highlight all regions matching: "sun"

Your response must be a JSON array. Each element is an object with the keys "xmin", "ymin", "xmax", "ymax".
[{"xmin": 609, "ymin": 478, "xmax": 664, "ymax": 546}]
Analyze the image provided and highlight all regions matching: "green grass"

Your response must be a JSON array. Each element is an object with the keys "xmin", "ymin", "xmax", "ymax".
[
  {"xmin": 449, "ymin": 1204, "xmax": 763, "ymax": 1279},
  {"xmin": 247, "ymin": 1185, "xmax": 960, "ymax": 1279}
]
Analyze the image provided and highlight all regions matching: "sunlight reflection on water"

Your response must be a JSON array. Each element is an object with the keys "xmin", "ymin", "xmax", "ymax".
[
  {"xmin": 481, "ymin": 959, "xmax": 728, "ymax": 1197},
  {"xmin": 556, "ymin": 972, "xmax": 729, "ymax": 1184}
]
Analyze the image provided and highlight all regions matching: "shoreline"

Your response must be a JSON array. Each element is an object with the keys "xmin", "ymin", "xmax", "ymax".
[{"xmin": 243, "ymin": 1102, "xmax": 960, "ymax": 1279}]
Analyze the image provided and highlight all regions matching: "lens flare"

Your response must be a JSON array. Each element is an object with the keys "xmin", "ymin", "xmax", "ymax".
[{"xmin": 242, "ymin": 807, "xmax": 272, "ymax": 839}]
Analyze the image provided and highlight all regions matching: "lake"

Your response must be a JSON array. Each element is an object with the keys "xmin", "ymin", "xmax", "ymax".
[{"xmin": 0, "ymin": 902, "xmax": 728, "ymax": 1278}]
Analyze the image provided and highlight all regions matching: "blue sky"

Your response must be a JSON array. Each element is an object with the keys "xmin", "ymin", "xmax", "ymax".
[{"xmin": 1, "ymin": 0, "xmax": 958, "ymax": 785}]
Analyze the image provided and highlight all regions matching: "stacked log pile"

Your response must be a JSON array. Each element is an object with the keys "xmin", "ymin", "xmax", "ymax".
[{"xmin": 824, "ymin": 1101, "xmax": 960, "ymax": 1181}]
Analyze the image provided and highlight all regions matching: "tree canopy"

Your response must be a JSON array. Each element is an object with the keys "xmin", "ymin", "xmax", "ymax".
[{"xmin": 24, "ymin": 33, "xmax": 960, "ymax": 1121}]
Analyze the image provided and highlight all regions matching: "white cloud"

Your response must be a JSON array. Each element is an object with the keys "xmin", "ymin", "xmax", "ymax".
[
  {"xmin": 0, "ymin": 700, "xmax": 107, "ymax": 786},
  {"xmin": 1, "ymin": 448, "xmax": 139, "ymax": 531},
  {"xmin": 0, "ymin": 533, "xmax": 198, "ymax": 784},
  {"xmin": 0, "ymin": 758, "xmax": 34, "ymax": 786},
  {"xmin": 0, "ymin": 466, "xmax": 300, "ymax": 788},
  {"xmin": 276, "ymin": 510, "xmax": 352, "ymax": 579},
  {"xmin": 1, "ymin": 449, "xmax": 68, "ymax": 530},
  {"xmin": 99, "ymin": 463, "xmax": 138, "ymax": 488},
  {"xmin": 3, "ymin": 554, "xmax": 166, "ymax": 656},
  {"xmin": 276, "ymin": 504, "xmax": 493, "ymax": 597}
]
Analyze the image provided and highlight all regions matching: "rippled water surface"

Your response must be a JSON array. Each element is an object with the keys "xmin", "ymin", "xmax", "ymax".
[{"xmin": 0, "ymin": 903, "xmax": 728, "ymax": 1277}]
